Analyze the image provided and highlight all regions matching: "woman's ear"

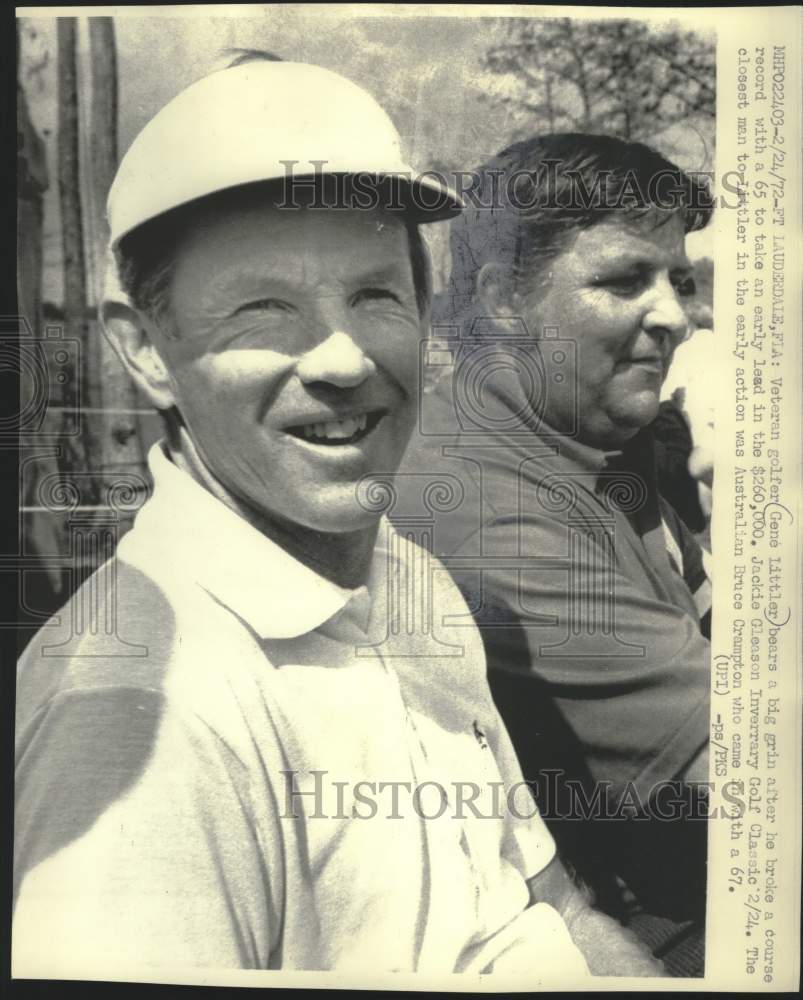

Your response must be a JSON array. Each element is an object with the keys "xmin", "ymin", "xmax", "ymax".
[
  {"xmin": 100, "ymin": 301, "xmax": 177, "ymax": 410},
  {"xmin": 475, "ymin": 261, "xmax": 520, "ymax": 318}
]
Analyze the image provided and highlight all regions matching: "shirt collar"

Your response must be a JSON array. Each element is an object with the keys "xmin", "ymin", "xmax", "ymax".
[
  {"xmin": 440, "ymin": 373, "xmax": 620, "ymax": 474},
  {"xmin": 118, "ymin": 442, "xmax": 373, "ymax": 640}
]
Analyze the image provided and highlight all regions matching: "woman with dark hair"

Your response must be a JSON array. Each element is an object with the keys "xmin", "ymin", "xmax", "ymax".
[
  {"xmin": 444, "ymin": 132, "xmax": 711, "ymax": 325},
  {"xmin": 401, "ymin": 133, "xmax": 714, "ymax": 975}
]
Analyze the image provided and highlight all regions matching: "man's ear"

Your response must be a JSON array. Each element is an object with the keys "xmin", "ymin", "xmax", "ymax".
[
  {"xmin": 475, "ymin": 261, "xmax": 521, "ymax": 319},
  {"xmin": 100, "ymin": 301, "xmax": 177, "ymax": 410}
]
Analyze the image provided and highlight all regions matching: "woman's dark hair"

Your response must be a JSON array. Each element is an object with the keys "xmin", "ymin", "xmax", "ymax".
[{"xmin": 447, "ymin": 132, "xmax": 714, "ymax": 319}]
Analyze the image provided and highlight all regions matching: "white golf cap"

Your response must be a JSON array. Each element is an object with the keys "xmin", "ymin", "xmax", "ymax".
[{"xmin": 107, "ymin": 60, "xmax": 463, "ymax": 247}]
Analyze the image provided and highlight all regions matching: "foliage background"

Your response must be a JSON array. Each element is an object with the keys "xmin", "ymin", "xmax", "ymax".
[
  {"xmin": 20, "ymin": 9, "xmax": 716, "ymax": 302},
  {"xmin": 16, "ymin": 8, "xmax": 716, "ymax": 637}
]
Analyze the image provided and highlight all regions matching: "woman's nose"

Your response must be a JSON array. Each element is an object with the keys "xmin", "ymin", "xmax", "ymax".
[
  {"xmin": 295, "ymin": 330, "xmax": 377, "ymax": 388},
  {"xmin": 642, "ymin": 276, "xmax": 689, "ymax": 346}
]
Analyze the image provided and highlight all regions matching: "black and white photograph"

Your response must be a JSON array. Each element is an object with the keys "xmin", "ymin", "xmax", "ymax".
[{"xmin": 9, "ymin": 4, "xmax": 801, "ymax": 991}]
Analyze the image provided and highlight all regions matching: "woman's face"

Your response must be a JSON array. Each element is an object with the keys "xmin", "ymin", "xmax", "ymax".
[{"xmin": 522, "ymin": 210, "xmax": 695, "ymax": 450}]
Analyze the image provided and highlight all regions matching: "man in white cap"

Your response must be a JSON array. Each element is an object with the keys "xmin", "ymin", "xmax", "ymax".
[{"xmin": 13, "ymin": 54, "xmax": 661, "ymax": 980}]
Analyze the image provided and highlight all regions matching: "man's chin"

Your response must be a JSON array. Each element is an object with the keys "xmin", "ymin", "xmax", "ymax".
[{"xmin": 295, "ymin": 500, "xmax": 386, "ymax": 537}]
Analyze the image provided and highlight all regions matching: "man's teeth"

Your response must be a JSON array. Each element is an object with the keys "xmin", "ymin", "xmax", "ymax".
[{"xmin": 302, "ymin": 413, "xmax": 369, "ymax": 441}]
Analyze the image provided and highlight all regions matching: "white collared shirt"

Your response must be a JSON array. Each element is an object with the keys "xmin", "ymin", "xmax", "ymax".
[{"xmin": 14, "ymin": 443, "xmax": 587, "ymax": 980}]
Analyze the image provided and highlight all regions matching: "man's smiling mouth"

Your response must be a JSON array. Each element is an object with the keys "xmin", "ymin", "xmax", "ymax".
[{"xmin": 285, "ymin": 410, "xmax": 385, "ymax": 446}]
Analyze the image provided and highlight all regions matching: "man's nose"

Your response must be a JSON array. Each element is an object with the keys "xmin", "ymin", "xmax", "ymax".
[
  {"xmin": 642, "ymin": 276, "xmax": 689, "ymax": 347},
  {"xmin": 295, "ymin": 330, "xmax": 377, "ymax": 387}
]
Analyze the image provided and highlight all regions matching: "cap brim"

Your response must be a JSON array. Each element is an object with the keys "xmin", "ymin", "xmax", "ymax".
[
  {"xmin": 404, "ymin": 175, "xmax": 465, "ymax": 223},
  {"xmin": 111, "ymin": 171, "xmax": 463, "ymax": 248}
]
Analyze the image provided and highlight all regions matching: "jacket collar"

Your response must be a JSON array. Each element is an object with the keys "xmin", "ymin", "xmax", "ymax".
[{"xmin": 118, "ymin": 442, "xmax": 372, "ymax": 639}]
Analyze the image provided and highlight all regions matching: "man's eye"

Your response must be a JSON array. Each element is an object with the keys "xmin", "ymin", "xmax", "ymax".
[
  {"xmin": 353, "ymin": 288, "xmax": 400, "ymax": 305},
  {"xmin": 673, "ymin": 275, "xmax": 697, "ymax": 297},
  {"xmin": 234, "ymin": 298, "xmax": 293, "ymax": 315}
]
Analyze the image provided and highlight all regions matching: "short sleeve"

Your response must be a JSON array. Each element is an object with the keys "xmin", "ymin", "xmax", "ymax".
[{"xmin": 13, "ymin": 686, "xmax": 276, "ymax": 978}]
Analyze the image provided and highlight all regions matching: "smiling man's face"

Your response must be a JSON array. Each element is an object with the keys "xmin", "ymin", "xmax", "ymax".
[
  {"xmin": 149, "ymin": 198, "xmax": 424, "ymax": 534},
  {"xmin": 523, "ymin": 211, "xmax": 694, "ymax": 449}
]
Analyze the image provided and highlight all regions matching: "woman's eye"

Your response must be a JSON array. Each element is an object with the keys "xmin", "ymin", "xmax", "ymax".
[
  {"xmin": 673, "ymin": 275, "xmax": 697, "ymax": 297},
  {"xmin": 598, "ymin": 273, "xmax": 643, "ymax": 293}
]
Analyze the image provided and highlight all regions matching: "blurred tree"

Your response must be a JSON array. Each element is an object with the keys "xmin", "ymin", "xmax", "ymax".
[
  {"xmin": 56, "ymin": 16, "xmax": 91, "ymax": 483},
  {"xmin": 56, "ymin": 18, "xmax": 85, "ymax": 354},
  {"xmin": 484, "ymin": 18, "xmax": 715, "ymax": 143},
  {"xmin": 86, "ymin": 16, "xmax": 147, "ymax": 483},
  {"xmin": 17, "ymin": 24, "xmax": 49, "ymax": 339},
  {"xmin": 18, "ymin": 21, "xmax": 65, "ymax": 604}
]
